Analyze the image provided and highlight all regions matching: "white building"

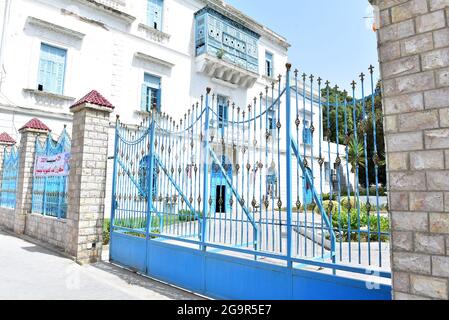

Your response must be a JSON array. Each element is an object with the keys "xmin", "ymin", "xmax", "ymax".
[{"xmin": 0, "ymin": 0, "xmax": 351, "ymax": 217}]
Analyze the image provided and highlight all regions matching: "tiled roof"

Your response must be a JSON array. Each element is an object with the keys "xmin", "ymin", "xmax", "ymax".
[
  {"xmin": 0, "ymin": 132, "xmax": 16, "ymax": 144},
  {"xmin": 71, "ymin": 90, "xmax": 114, "ymax": 109},
  {"xmin": 19, "ymin": 118, "xmax": 51, "ymax": 132}
]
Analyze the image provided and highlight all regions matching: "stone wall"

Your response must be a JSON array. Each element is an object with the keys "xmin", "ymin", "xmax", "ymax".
[
  {"xmin": 0, "ymin": 207, "xmax": 15, "ymax": 231},
  {"xmin": 0, "ymin": 91, "xmax": 113, "ymax": 264},
  {"xmin": 371, "ymin": 0, "xmax": 449, "ymax": 300},
  {"xmin": 24, "ymin": 214, "xmax": 69, "ymax": 249}
]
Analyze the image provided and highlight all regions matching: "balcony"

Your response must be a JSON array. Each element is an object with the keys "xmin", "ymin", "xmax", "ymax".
[{"xmin": 194, "ymin": 7, "xmax": 260, "ymax": 88}]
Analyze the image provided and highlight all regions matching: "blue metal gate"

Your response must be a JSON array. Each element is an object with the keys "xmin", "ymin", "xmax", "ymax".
[
  {"xmin": 0, "ymin": 146, "xmax": 19, "ymax": 209},
  {"xmin": 110, "ymin": 64, "xmax": 391, "ymax": 300}
]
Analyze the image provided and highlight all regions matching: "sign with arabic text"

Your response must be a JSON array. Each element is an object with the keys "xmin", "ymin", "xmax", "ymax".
[{"xmin": 34, "ymin": 152, "xmax": 70, "ymax": 177}]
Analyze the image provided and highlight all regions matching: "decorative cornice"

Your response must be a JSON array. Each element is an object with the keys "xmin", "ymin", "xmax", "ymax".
[
  {"xmin": 72, "ymin": 0, "xmax": 136, "ymax": 24},
  {"xmin": 23, "ymin": 89, "xmax": 76, "ymax": 102},
  {"xmin": 134, "ymin": 52, "xmax": 175, "ymax": 69},
  {"xmin": 137, "ymin": 23, "xmax": 171, "ymax": 43},
  {"xmin": 27, "ymin": 16, "xmax": 86, "ymax": 40}
]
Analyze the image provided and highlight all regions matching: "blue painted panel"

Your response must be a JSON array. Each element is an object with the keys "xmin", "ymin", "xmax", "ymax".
[
  {"xmin": 291, "ymin": 268, "xmax": 391, "ymax": 300},
  {"xmin": 146, "ymin": 240, "xmax": 205, "ymax": 293},
  {"xmin": 109, "ymin": 238, "xmax": 392, "ymax": 300},
  {"xmin": 204, "ymin": 254, "xmax": 291, "ymax": 300},
  {"xmin": 110, "ymin": 232, "xmax": 146, "ymax": 273}
]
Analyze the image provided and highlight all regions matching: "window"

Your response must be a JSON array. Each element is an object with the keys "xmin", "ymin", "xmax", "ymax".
[
  {"xmin": 303, "ymin": 120, "xmax": 312, "ymax": 145},
  {"xmin": 266, "ymin": 173, "xmax": 278, "ymax": 199},
  {"xmin": 147, "ymin": 0, "xmax": 163, "ymax": 31},
  {"xmin": 324, "ymin": 162, "xmax": 330, "ymax": 183},
  {"xmin": 217, "ymin": 95, "xmax": 228, "ymax": 132},
  {"xmin": 267, "ymin": 109, "xmax": 276, "ymax": 131},
  {"xmin": 141, "ymin": 73, "xmax": 161, "ymax": 112},
  {"xmin": 265, "ymin": 51, "xmax": 273, "ymax": 77},
  {"xmin": 37, "ymin": 43, "xmax": 67, "ymax": 95}
]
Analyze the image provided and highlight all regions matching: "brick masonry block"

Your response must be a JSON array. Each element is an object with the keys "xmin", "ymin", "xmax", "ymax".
[
  {"xmin": 409, "ymin": 192, "xmax": 444, "ymax": 211},
  {"xmin": 391, "ymin": 211, "xmax": 428, "ymax": 231},
  {"xmin": 415, "ymin": 233, "xmax": 446, "ymax": 254},
  {"xmin": 410, "ymin": 150, "xmax": 444, "ymax": 170},
  {"xmin": 392, "ymin": 251, "xmax": 431, "ymax": 274},
  {"xmin": 410, "ymin": 274, "xmax": 448, "ymax": 299},
  {"xmin": 430, "ymin": 213, "xmax": 449, "ymax": 233},
  {"xmin": 416, "ymin": 10, "xmax": 446, "ymax": 33}
]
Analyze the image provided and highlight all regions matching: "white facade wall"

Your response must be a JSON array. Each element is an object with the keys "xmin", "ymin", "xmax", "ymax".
[{"xmin": 0, "ymin": 0, "xmax": 353, "ymax": 218}]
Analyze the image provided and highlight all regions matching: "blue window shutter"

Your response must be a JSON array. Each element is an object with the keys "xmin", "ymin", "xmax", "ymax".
[
  {"xmin": 156, "ymin": 88, "xmax": 161, "ymax": 111},
  {"xmin": 141, "ymin": 84, "xmax": 148, "ymax": 111},
  {"xmin": 144, "ymin": 73, "xmax": 161, "ymax": 89},
  {"xmin": 38, "ymin": 43, "xmax": 66, "ymax": 95},
  {"xmin": 147, "ymin": 0, "xmax": 163, "ymax": 30}
]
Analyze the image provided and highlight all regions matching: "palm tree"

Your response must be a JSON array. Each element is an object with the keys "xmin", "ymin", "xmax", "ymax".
[{"xmin": 347, "ymin": 137, "xmax": 365, "ymax": 191}]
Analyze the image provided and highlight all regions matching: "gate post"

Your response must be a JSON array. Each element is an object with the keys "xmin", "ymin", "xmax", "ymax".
[
  {"xmin": 14, "ymin": 119, "xmax": 50, "ymax": 234},
  {"xmin": 370, "ymin": 0, "xmax": 449, "ymax": 299},
  {"xmin": 201, "ymin": 87, "xmax": 211, "ymax": 251},
  {"xmin": 285, "ymin": 63, "xmax": 293, "ymax": 267},
  {"xmin": 66, "ymin": 90, "xmax": 114, "ymax": 264}
]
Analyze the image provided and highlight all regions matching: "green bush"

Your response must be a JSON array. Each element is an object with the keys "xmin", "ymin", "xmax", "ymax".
[
  {"xmin": 103, "ymin": 218, "xmax": 110, "ymax": 245},
  {"xmin": 178, "ymin": 209, "xmax": 203, "ymax": 222},
  {"xmin": 330, "ymin": 209, "xmax": 389, "ymax": 242}
]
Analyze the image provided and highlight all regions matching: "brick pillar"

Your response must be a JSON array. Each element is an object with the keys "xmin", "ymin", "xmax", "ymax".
[
  {"xmin": 370, "ymin": 0, "xmax": 449, "ymax": 300},
  {"xmin": 14, "ymin": 123, "xmax": 49, "ymax": 234},
  {"xmin": 66, "ymin": 91, "xmax": 114, "ymax": 264}
]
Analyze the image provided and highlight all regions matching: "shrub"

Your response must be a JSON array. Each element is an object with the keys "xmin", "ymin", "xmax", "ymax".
[{"xmin": 103, "ymin": 218, "xmax": 111, "ymax": 245}]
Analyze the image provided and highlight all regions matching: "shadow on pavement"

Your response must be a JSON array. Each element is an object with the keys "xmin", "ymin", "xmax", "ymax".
[{"xmin": 91, "ymin": 261, "xmax": 205, "ymax": 300}]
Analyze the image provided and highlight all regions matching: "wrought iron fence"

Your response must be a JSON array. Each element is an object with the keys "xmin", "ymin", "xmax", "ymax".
[
  {"xmin": 0, "ymin": 146, "xmax": 19, "ymax": 209},
  {"xmin": 31, "ymin": 128, "xmax": 71, "ymax": 219},
  {"xmin": 111, "ymin": 63, "xmax": 389, "ymax": 278}
]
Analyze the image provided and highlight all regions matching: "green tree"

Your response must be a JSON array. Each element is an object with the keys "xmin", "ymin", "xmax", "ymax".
[
  {"xmin": 322, "ymin": 81, "xmax": 386, "ymax": 188},
  {"xmin": 347, "ymin": 137, "xmax": 365, "ymax": 191}
]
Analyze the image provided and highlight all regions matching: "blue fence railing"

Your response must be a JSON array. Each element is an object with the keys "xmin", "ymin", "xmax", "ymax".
[
  {"xmin": 111, "ymin": 63, "xmax": 390, "ymax": 279},
  {"xmin": 0, "ymin": 146, "xmax": 19, "ymax": 209},
  {"xmin": 31, "ymin": 128, "xmax": 71, "ymax": 219}
]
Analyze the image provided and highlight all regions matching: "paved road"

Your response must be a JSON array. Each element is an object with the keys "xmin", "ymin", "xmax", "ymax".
[{"xmin": 0, "ymin": 229, "xmax": 203, "ymax": 300}]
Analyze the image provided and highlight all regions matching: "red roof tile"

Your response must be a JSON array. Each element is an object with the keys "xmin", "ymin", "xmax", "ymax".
[
  {"xmin": 71, "ymin": 90, "xmax": 114, "ymax": 109},
  {"xmin": 19, "ymin": 118, "xmax": 51, "ymax": 132},
  {"xmin": 0, "ymin": 132, "xmax": 16, "ymax": 144}
]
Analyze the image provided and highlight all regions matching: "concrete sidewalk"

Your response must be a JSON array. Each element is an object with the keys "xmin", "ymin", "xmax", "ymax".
[{"xmin": 0, "ymin": 229, "xmax": 203, "ymax": 300}]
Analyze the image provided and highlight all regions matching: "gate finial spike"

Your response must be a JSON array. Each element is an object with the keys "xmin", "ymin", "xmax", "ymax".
[
  {"xmin": 294, "ymin": 69, "xmax": 298, "ymax": 77},
  {"xmin": 286, "ymin": 63, "xmax": 292, "ymax": 71},
  {"xmin": 317, "ymin": 77, "xmax": 322, "ymax": 85},
  {"xmin": 369, "ymin": 65, "xmax": 375, "ymax": 74},
  {"xmin": 302, "ymin": 73, "xmax": 307, "ymax": 81},
  {"xmin": 206, "ymin": 87, "xmax": 211, "ymax": 94},
  {"xmin": 325, "ymin": 80, "xmax": 330, "ymax": 88},
  {"xmin": 351, "ymin": 80, "xmax": 357, "ymax": 89},
  {"xmin": 359, "ymin": 72, "xmax": 365, "ymax": 81},
  {"xmin": 309, "ymin": 74, "xmax": 314, "ymax": 82}
]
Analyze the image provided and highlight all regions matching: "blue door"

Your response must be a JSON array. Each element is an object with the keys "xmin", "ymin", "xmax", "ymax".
[{"xmin": 210, "ymin": 156, "xmax": 232, "ymax": 214}]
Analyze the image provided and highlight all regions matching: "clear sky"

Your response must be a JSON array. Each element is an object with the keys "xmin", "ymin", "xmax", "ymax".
[{"xmin": 225, "ymin": 0, "xmax": 379, "ymax": 96}]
